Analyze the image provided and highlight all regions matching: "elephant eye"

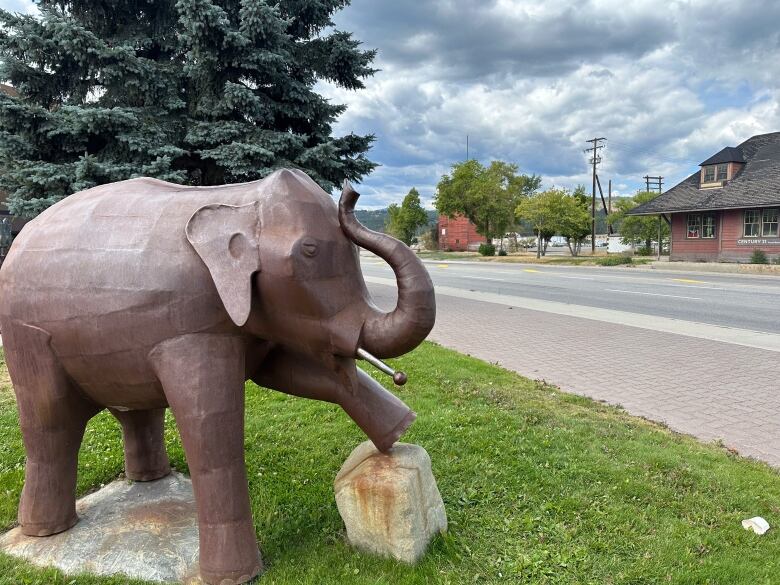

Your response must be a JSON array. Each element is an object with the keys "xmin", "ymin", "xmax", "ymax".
[{"xmin": 301, "ymin": 238, "xmax": 318, "ymax": 258}]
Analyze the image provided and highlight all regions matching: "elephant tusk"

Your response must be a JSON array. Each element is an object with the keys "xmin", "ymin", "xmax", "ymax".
[{"xmin": 357, "ymin": 348, "xmax": 408, "ymax": 386}]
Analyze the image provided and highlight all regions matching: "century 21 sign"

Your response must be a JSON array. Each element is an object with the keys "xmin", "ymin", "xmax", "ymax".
[{"xmin": 737, "ymin": 239, "xmax": 780, "ymax": 245}]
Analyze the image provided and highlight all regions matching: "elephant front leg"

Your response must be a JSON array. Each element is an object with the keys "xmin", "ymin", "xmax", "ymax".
[{"xmin": 150, "ymin": 334, "xmax": 262, "ymax": 585}]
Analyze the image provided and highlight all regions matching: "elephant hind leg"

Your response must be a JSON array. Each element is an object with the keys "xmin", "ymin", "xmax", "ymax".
[
  {"xmin": 110, "ymin": 408, "xmax": 171, "ymax": 482},
  {"xmin": 3, "ymin": 322, "xmax": 101, "ymax": 536}
]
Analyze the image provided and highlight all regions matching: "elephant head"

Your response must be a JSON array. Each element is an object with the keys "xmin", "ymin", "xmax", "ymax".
[{"xmin": 185, "ymin": 169, "xmax": 436, "ymax": 388}]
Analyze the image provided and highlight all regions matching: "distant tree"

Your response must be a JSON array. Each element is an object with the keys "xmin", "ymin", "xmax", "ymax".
[
  {"xmin": 434, "ymin": 159, "xmax": 540, "ymax": 246},
  {"xmin": 516, "ymin": 188, "xmax": 562, "ymax": 258},
  {"xmin": 385, "ymin": 187, "xmax": 429, "ymax": 245},
  {"xmin": 516, "ymin": 187, "xmax": 591, "ymax": 257},
  {"xmin": 558, "ymin": 186, "xmax": 591, "ymax": 256},
  {"xmin": 609, "ymin": 191, "xmax": 669, "ymax": 251},
  {"xmin": 0, "ymin": 0, "xmax": 377, "ymax": 217}
]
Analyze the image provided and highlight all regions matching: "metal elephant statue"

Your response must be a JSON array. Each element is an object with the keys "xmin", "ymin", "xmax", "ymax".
[{"xmin": 0, "ymin": 169, "xmax": 436, "ymax": 584}]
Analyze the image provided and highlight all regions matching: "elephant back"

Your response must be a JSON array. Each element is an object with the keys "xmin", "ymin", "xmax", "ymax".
[{"xmin": 0, "ymin": 177, "xmax": 264, "ymax": 338}]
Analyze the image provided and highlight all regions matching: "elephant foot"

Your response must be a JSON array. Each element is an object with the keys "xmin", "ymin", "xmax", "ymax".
[
  {"xmin": 198, "ymin": 522, "xmax": 263, "ymax": 585},
  {"xmin": 374, "ymin": 410, "xmax": 416, "ymax": 453},
  {"xmin": 200, "ymin": 559, "xmax": 263, "ymax": 585},
  {"xmin": 20, "ymin": 513, "xmax": 79, "ymax": 537}
]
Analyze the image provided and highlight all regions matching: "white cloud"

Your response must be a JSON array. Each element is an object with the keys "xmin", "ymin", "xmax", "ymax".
[{"xmin": 323, "ymin": 0, "xmax": 780, "ymax": 206}]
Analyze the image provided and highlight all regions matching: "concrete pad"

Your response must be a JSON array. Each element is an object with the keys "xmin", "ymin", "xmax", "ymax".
[{"xmin": 0, "ymin": 472, "xmax": 202, "ymax": 584}]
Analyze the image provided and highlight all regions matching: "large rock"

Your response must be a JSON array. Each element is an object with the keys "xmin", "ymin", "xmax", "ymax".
[
  {"xmin": 334, "ymin": 441, "xmax": 447, "ymax": 564},
  {"xmin": 0, "ymin": 472, "xmax": 202, "ymax": 584}
]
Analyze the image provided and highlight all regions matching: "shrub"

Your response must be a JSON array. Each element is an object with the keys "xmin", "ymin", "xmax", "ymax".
[
  {"xmin": 636, "ymin": 246, "xmax": 653, "ymax": 256},
  {"xmin": 773, "ymin": 256, "xmax": 780, "ymax": 265},
  {"xmin": 498, "ymin": 249, "xmax": 508, "ymax": 256},
  {"xmin": 751, "ymin": 249, "xmax": 769, "ymax": 264},
  {"xmin": 478, "ymin": 243, "xmax": 496, "ymax": 256},
  {"xmin": 596, "ymin": 255, "xmax": 633, "ymax": 266}
]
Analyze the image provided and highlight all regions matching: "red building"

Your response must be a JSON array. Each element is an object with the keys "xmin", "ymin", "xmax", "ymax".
[
  {"xmin": 438, "ymin": 215, "xmax": 486, "ymax": 251},
  {"xmin": 629, "ymin": 132, "xmax": 780, "ymax": 262}
]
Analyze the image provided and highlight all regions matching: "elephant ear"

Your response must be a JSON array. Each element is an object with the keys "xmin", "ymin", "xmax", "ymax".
[{"xmin": 186, "ymin": 202, "xmax": 260, "ymax": 326}]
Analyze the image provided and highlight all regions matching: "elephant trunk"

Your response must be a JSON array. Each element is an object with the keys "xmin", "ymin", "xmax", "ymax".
[{"xmin": 339, "ymin": 181, "xmax": 436, "ymax": 359}]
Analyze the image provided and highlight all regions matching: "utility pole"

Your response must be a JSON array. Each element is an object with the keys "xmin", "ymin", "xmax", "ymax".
[
  {"xmin": 585, "ymin": 137, "xmax": 606, "ymax": 253},
  {"xmin": 643, "ymin": 175, "xmax": 664, "ymax": 258},
  {"xmin": 643, "ymin": 175, "xmax": 663, "ymax": 194},
  {"xmin": 607, "ymin": 179, "xmax": 613, "ymax": 248}
]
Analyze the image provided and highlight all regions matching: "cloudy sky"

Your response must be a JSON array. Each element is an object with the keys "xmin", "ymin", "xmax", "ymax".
[
  {"xmin": 321, "ymin": 0, "xmax": 780, "ymax": 207},
  {"xmin": 4, "ymin": 0, "xmax": 780, "ymax": 208}
]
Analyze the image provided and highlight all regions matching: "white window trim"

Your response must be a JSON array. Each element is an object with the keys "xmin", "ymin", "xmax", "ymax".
[
  {"xmin": 686, "ymin": 213, "xmax": 702, "ymax": 239},
  {"xmin": 762, "ymin": 208, "xmax": 779, "ymax": 238},
  {"xmin": 702, "ymin": 213, "xmax": 716, "ymax": 239},
  {"xmin": 744, "ymin": 209, "xmax": 761, "ymax": 238}
]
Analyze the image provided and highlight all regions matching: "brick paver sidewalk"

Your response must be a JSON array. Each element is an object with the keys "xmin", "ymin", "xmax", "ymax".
[{"xmin": 369, "ymin": 284, "xmax": 780, "ymax": 466}]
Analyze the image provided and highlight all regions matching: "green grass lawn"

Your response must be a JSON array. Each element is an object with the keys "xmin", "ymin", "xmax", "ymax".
[{"xmin": 2, "ymin": 344, "xmax": 780, "ymax": 584}]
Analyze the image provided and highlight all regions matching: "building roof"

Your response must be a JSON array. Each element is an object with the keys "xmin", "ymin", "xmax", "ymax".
[
  {"xmin": 630, "ymin": 132, "xmax": 780, "ymax": 215},
  {"xmin": 700, "ymin": 146, "xmax": 743, "ymax": 166},
  {"xmin": 0, "ymin": 84, "xmax": 18, "ymax": 98}
]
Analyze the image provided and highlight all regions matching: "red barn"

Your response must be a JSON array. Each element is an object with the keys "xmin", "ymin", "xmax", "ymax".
[
  {"xmin": 629, "ymin": 132, "xmax": 780, "ymax": 262},
  {"xmin": 438, "ymin": 215, "xmax": 486, "ymax": 251}
]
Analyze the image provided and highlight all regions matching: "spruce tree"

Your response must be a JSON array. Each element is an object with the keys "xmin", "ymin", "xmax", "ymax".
[{"xmin": 0, "ymin": 1, "xmax": 376, "ymax": 217}]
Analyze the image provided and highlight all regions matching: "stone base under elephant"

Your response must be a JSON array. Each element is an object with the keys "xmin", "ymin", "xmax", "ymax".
[{"xmin": 0, "ymin": 472, "xmax": 203, "ymax": 584}]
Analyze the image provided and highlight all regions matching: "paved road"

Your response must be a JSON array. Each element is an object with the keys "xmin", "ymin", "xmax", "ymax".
[
  {"xmin": 362, "ymin": 258, "xmax": 780, "ymax": 334},
  {"xmin": 362, "ymin": 256, "xmax": 780, "ymax": 466}
]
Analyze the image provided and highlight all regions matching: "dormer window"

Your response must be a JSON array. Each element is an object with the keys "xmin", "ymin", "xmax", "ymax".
[
  {"xmin": 698, "ymin": 146, "xmax": 743, "ymax": 189},
  {"xmin": 702, "ymin": 164, "xmax": 728, "ymax": 184}
]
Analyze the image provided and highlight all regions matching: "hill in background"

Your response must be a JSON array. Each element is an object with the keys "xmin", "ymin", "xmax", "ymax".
[{"xmin": 354, "ymin": 209, "xmax": 438, "ymax": 233}]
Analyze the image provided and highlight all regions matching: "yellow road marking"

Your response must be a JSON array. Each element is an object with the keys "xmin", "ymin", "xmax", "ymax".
[
  {"xmin": 523, "ymin": 269, "xmax": 540, "ymax": 273},
  {"xmin": 437, "ymin": 264, "xmax": 449, "ymax": 268},
  {"xmin": 672, "ymin": 278, "xmax": 707, "ymax": 284}
]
